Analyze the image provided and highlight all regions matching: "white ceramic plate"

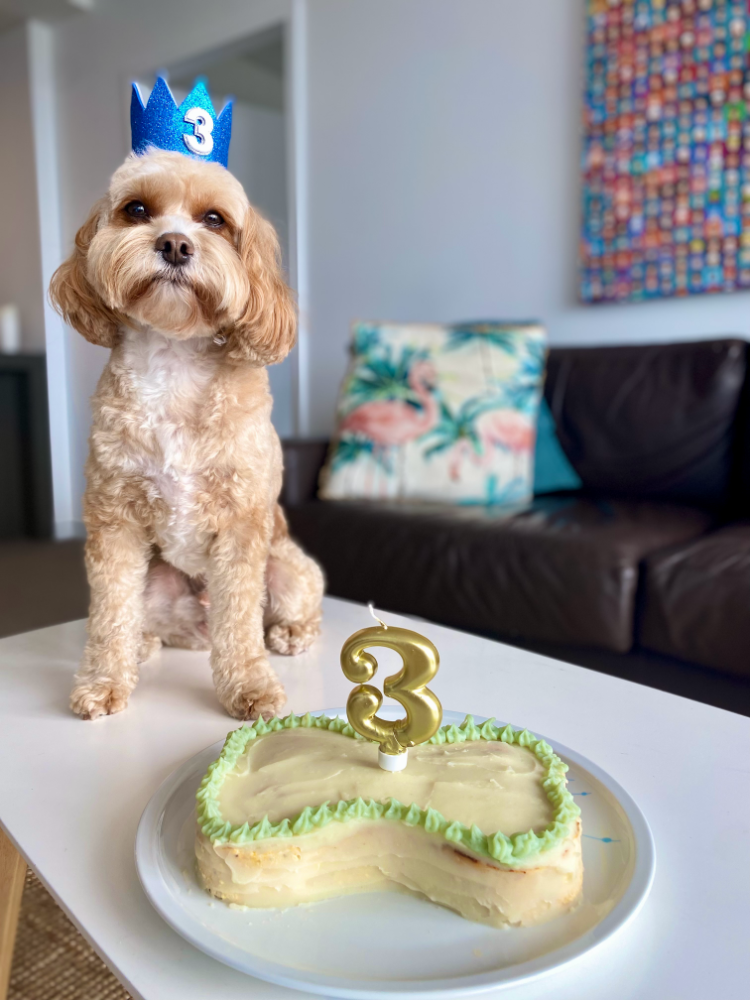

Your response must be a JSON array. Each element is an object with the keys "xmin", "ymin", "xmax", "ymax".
[{"xmin": 135, "ymin": 709, "xmax": 655, "ymax": 998}]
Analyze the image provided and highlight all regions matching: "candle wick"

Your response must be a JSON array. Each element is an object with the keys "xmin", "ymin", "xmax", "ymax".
[{"xmin": 368, "ymin": 602, "xmax": 388, "ymax": 630}]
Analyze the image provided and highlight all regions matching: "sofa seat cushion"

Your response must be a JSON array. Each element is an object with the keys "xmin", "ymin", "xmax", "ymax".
[
  {"xmin": 286, "ymin": 497, "xmax": 712, "ymax": 652},
  {"xmin": 640, "ymin": 524, "xmax": 750, "ymax": 679}
]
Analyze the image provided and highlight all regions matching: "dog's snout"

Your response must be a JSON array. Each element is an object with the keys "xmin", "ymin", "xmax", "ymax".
[{"xmin": 155, "ymin": 232, "xmax": 194, "ymax": 267}]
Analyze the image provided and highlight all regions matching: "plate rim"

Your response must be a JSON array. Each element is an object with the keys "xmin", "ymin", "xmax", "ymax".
[{"xmin": 135, "ymin": 709, "xmax": 656, "ymax": 998}]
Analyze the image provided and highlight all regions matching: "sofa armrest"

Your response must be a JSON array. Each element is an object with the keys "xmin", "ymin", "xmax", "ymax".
[{"xmin": 280, "ymin": 439, "xmax": 329, "ymax": 507}]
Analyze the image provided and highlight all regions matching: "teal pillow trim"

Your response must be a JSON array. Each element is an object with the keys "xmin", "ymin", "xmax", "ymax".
[{"xmin": 533, "ymin": 398, "xmax": 582, "ymax": 495}]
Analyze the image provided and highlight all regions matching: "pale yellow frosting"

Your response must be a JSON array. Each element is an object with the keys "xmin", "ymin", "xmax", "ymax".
[{"xmin": 218, "ymin": 727, "xmax": 553, "ymax": 836}]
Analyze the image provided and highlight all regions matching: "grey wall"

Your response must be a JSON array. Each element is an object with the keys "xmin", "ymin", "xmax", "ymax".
[
  {"xmin": 0, "ymin": 24, "xmax": 45, "ymax": 352},
  {"xmin": 230, "ymin": 100, "xmax": 293, "ymax": 438},
  {"xmin": 304, "ymin": 0, "xmax": 750, "ymax": 434}
]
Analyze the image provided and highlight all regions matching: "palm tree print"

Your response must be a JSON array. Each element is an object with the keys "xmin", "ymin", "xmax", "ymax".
[
  {"xmin": 344, "ymin": 344, "xmax": 429, "ymax": 410},
  {"xmin": 421, "ymin": 396, "xmax": 491, "ymax": 481},
  {"xmin": 351, "ymin": 323, "xmax": 382, "ymax": 357},
  {"xmin": 475, "ymin": 335, "xmax": 546, "ymax": 416},
  {"xmin": 331, "ymin": 435, "xmax": 386, "ymax": 472}
]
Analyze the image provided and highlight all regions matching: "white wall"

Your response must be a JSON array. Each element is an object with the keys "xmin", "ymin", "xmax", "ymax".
[
  {"xmin": 303, "ymin": 0, "xmax": 750, "ymax": 435},
  {"xmin": 0, "ymin": 24, "xmax": 45, "ymax": 351},
  {"xmin": 230, "ymin": 102, "xmax": 288, "ymax": 262},
  {"xmin": 230, "ymin": 100, "xmax": 294, "ymax": 438}
]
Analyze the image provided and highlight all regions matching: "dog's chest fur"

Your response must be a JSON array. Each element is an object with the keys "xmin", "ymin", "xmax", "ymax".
[{"xmin": 122, "ymin": 329, "xmax": 223, "ymax": 576}]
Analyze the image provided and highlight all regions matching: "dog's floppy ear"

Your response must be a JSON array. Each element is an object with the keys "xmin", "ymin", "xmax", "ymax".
[
  {"xmin": 49, "ymin": 199, "xmax": 121, "ymax": 348},
  {"xmin": 227, "ymin": 208, "xmax": 296, "ymax": 366}
]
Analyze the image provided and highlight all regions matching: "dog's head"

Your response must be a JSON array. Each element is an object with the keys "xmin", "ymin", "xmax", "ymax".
[{"xmin": 50, "ymin": 148, "xmax": 295, "ymax": 365}]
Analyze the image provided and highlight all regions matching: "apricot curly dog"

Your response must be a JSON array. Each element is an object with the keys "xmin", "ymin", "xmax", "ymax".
[{"xmin": 50, "ymin": 148, "xmax": 323, "ymax": 721}]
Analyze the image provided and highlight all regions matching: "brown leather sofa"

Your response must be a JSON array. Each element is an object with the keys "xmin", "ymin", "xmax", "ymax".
[{"xmin": 281, "ymin": 339, "xmax": 750, "ymax": 716}]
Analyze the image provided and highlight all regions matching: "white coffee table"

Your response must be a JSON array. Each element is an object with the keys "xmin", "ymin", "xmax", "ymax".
[{"xmin": 0, "ymin": 597, "xmax": 748, "ymax": 999}]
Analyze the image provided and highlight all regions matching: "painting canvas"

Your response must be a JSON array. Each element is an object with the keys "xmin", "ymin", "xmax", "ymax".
[{"xmin": 580, "ymin": 0, "xmax": 750, "ymax": 303}]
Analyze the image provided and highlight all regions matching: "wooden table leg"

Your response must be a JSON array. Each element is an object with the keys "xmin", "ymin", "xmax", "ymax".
[{"xmin": 0, "ymin": 827, "xmax": 26, "ymax": 1000}]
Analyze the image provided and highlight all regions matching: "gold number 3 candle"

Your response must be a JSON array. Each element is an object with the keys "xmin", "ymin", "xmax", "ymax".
[{"xmin": 340, "ymin": 610, "xmax": 442, "ymax": 771}]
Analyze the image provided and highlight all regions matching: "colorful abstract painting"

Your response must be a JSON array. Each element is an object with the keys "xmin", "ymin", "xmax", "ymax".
[
  {"xmin": 580, "ymin": 0, "xmax": 750, "ymax": 303},
  {"xmin": 319, "ymin": 322, "xmax": 546, "ymax": 506}
]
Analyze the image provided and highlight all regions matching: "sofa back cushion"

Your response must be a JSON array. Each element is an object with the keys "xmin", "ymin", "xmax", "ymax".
[{"xmin": 545, "ymin": 339, "xmax": 746, "ymax": 509}]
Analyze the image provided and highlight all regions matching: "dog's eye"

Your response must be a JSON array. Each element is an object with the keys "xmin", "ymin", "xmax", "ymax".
[
  {"xmin": 203, "ymin": 210, "xmax": 225, "ymax": 228},
  {"xmin": 125, "ymin": 201, "xmax": 149, "ymax": 221}
]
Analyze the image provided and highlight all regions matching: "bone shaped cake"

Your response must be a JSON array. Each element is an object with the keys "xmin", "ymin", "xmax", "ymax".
[{"xmin": 195, "ymin": 714, "xmax": 582, "ymax": 927}]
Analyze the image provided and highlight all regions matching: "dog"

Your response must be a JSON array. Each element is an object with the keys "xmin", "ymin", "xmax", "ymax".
[{"xmin": 50, "ymin": 147, "xmax": 324, "ymax": 720}]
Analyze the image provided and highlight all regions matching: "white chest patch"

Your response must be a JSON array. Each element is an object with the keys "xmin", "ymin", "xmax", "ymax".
[{"xmin": 122, "ymin": 328, "xmax": 220, "ymax": 576}]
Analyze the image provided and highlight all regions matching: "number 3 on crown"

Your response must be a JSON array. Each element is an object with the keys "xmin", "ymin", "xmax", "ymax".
[
  {"xmin": 341, "ymin": 626, "xmax": 442, "ymax": 764},
  {"xmin": 183, "ymin": 107, "xmax": 214, "ymax": 157}
]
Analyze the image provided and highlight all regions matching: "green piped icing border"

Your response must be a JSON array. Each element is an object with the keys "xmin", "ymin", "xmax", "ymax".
[{"xmin": 195, "ymin": 713, "xmax": 580, "ymax": 868}]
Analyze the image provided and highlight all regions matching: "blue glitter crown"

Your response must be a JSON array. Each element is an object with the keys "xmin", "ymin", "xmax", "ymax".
[{"xmin": 131, "ymin": 76, "xmax": 233, "ymax": 168}]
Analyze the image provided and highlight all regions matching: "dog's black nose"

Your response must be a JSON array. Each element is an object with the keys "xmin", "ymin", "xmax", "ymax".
[{"xmin": 155, "ymin": 232, "xmax": 194, "ymax": 266}]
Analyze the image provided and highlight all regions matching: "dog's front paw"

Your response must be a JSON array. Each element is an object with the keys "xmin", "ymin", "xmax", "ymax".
[
  {"xmin": 218, "ymin": 658, "xmax": 286, "ymax": 720},
  {"xmin": 265, "ymin": 619, "xmax": 320, "ymax": 656},
  {"xmin": 70, "ymin": 680, "xmax": 130, "ymax": 720}
]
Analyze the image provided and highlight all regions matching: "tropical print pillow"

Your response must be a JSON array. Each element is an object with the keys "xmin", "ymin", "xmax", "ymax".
[{"xmin": 319, "ymin": 321, "xmax": 547, "ymax": 505}]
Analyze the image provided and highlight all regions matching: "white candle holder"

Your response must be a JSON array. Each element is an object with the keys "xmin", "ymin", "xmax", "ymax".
[{"xmin": 378, "ymin": 748, "xmax": 408, "ymax": 772}]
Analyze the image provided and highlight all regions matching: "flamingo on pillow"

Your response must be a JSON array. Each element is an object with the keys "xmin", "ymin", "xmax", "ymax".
[
  {"xmin": 339, "ymin": 360, "xmax": 439, "ymax": 446},
  {"xmin": 446, "ymin": 409, "xmax": 535, "ymax": 486}
]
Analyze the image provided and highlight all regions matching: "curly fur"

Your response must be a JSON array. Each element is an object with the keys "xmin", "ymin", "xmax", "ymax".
[{"xmin": 50, "ymin": 148, "xmax": 324, "ymax": 721}]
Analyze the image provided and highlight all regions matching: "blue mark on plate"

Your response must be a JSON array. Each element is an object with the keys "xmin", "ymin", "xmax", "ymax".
[
  {"xmin": 571, "ymin": 791, "xmax": 591, "ymax": 796},
  {"xmin": 583, "ymin": 835, "xmax": 619, "ymax": 843}
]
